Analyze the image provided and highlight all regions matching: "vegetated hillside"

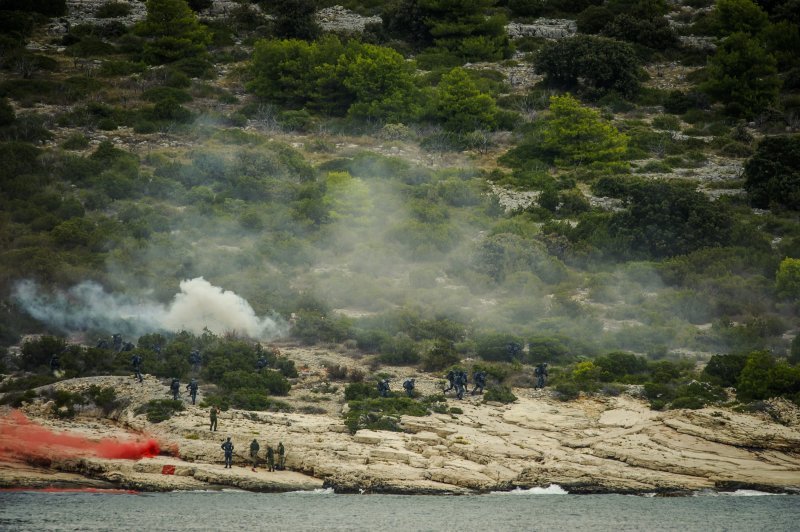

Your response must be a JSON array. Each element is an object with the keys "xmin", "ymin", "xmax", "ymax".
[{"xmin": 0, "ymin": 0, "xmax": 799, "ymax": 411}]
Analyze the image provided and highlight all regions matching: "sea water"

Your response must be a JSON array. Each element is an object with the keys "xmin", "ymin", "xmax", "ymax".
[{"xmin": 1, "ymin": 487, "xmax": 798, "ymax": 531}]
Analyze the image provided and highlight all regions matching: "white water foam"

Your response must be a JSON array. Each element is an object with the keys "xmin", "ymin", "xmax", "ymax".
[
  {"xmin": 490, "ymin": 485, "xmax": 568, "ymax": 495},
  {"xmin": 284, "ymin": 488, "xmax": 335, "ymax": 495},
  {"xmin": 693, "ymin": 489, "xmax": 784, "ymax": 497}
]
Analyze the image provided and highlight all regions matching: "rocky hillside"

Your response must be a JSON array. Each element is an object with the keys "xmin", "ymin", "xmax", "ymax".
[{"xmin": 3, "ymin": 344, "xmax": 800, "ymax": 494}]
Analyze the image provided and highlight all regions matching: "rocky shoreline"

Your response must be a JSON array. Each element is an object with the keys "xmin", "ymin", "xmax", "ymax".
[{"xmin": 2, "ymin": 368, "xmax": 800, "ymax": 496}]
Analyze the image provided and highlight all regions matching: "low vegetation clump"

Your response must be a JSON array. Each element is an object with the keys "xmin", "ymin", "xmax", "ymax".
[{"xmin": 136, "ymin": 399, "xmax": 185, "ymax": 423}]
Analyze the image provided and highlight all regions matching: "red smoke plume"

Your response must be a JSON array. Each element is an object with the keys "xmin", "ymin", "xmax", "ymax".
[{"xmin": 0, "ymin": 410, "xmax": 161, "ymax": 462}]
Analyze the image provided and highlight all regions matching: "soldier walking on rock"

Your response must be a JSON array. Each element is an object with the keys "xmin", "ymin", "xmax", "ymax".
[
  {"xmin": 209, "ymin": 405, "xmax": 219, "ymax": 431},
  {"xmin": 170, "ymin": 378, "xmax": 180, "ymax": 400},
  {"xmin": 249, "ymin": 438, "xmax": 260, "ymax": 471},
  {"xmin": 186, "ymin": 378, "xmax": 199, "ymax": 405},
  {"xmin": 266, "ymin": 444, "xmax": 275, "ymax": 472},
  {"xmin": 278, "ymin": 442, "xmax": 285, "ymax": 471},
  {"xmin": 131, "ymin": 354, "xmax": 143, "ymax": 383},
  {"xmin": 222, "ymin": 437, "xmax": 234, "ymax": 468}
]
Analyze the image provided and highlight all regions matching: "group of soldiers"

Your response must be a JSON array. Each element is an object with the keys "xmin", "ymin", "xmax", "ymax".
[
  {"xmin": 444, "ymin": 369, "xmax": 486, "ymax": 399},
  {"xmin": 376, "ymin": 364, "xmax": 548, "ymax": 401},
  {"xmin": 97, "ymin": 333, "xmax": 134, "ymax": 353},
  {"xmin": 220, "ymin": 437, "xmax": 286, "ymax": 472},
  {"xmin": 377, "ymin": 378, "xmax": 417, "ymax": 398}
]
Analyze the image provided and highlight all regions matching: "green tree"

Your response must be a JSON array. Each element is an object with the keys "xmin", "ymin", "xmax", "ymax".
[
  {"xmin": 383, "ymin": 0, "xmax": 511, "ymax": 62},
  {"xmin": 135, "ymin": 0, "xmax": 212, "ymax": 65},
  {"xmin": 776, "ymin": 258, "xmax": 800, "ymax": 299},
  {"xmin": 713, "ymin": 0, "xmax": 769, "ymax": 36},
  {"xmin": 430, "ymin": 67, "xmax": 499, "ymax": 132},
  {"xmin": 743, "ymin": 135, "xmax": 800, "ymax": 210},
  {"xmin": 737, "ymin": 350, "xmax": 800, "ymax": 402},
  {"xmin": 701, "ymin": 32, "xmax": 780, "ymax": 118},
  {"xmin": 591, "ymin": 177, "xmax": 734, "ymax": 259},
  {"xmin": 342, "ymin": 44, "xmax": 422, "ymax": 122},
  {"xmin": 265, "ymin": 0, "xmax": 321, "ymax": 40},
  {"xmin": 540, "ymin": 94, "xmax": 628, "ymax": 168},
  {"xmin": 535, "ymin": 35, "xmax": 641, "ymax": 97}
]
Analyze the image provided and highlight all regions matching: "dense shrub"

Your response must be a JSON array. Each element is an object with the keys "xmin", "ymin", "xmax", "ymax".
[
  {"xmin": 743, "ymin": 135, "xmax": 800, "ymax": 210},
  {"xmin": 501, "ymin": 94, "xmax": 628, "ymax": 171},
  {"xmin": 135, "ymin": 0, "xmax": 212, "ymax": 65},
  {"xmin": 535, "ymin": 35, "xmax": 641, "ymax": 97},
  {"xmin": 589, "ymin": 177, "xmax": 734, "ymax": 259},
  {"xmin": 701, "ymin": 33, "xmax": 780, "ymax": 118},
  {"xmin": 483, "ymin": 385, "xmax": 517, "ymax": 404},
  {"xmin": 702, "ymin": 353, "xmax": 749, "ymax": 387},
  {"xmin": 136, "ymin": 399, "xmax": 185, "ymax": 423}
]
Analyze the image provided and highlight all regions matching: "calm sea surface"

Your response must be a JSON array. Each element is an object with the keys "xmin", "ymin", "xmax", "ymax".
[{"xmin": 1, "ymin": 487, "xmax": 798, "ymax": 531}]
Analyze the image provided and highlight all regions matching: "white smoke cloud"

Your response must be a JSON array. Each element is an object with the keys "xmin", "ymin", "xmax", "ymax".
[{"xmin": 13, "ymin": 277, "xmax": 287, "ymax": 340}]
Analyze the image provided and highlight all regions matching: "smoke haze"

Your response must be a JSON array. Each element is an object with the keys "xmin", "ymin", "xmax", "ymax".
[{"xmin": 12, "ymin": 277, "xmax": 287, "ymax": 340}]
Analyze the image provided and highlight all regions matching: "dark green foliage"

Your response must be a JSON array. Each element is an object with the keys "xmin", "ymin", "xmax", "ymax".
[
  {"xmin": 291, "ymin": 310, "xmax": 353, "ymax": 345},
  {"xmin": 483, "ymin": 385, "xmax": 517, "ymax": 403},
  {"xmin": 423, "ymin": 339, "xmax": 460, "ymax": 371},
  {"xmin": 95, "ymin": 1, "xmax": 131, "ymax": 18},
  {"xmin": 265, "ymin": 0, "xmax": 321, "ymax": 40},
  {"xmin": 19, "ymin": 335, "xmax": 65, "ymax": 371},
  {"xmin": 789, "ymin": 336, "xmax": 800, "ymax": 365},
  {"xmin": 135, "ymin": 0, "xmax": 212, "ymax": 65},
  {"xmin": 429, "ymin": 67, "xmax": 501, "ymax": 132},
  {"xmin": 743, "ymin": 135, "xmax": 800, "ymax": 210},
  {"xmin": 0, "ymin": 374, "xmax": 58, "ymax": 393},
  {"xmin": 594, "ymin": 351, "xmax": 649, "ymax": 382},
  {"xmin": 702, "ymin": 32, "xmax": 780, "ymax": 118},
  {"xmin": 378, "ymin": 333, "xmax": 421, "ymax": 365},
  {"xmin": 589, "ymin": 177, "xmax": 734, "ymax": 259},
  {"xmin": 382, "ymin": 0, "xmax": 511, "ymax": 63},
  {"xmin": 713, "ymin": 0, "xmax": 769, "ymax": 36},
  {"xmin": 702, "ymin": 352, "xmax": 749, "ymax": 387},
  {"xmin": 0, "ymin": 0, "xmax": 66, "ymax": 16},
  {"xmin": 344, "ymin": 396, "xmax": 429, "ymax": 433},
  {"xmin": 47, "ymin": 389, "xmax": 83, "ymax": 418},
  {"xmin": 474, "ymin": 332, "xmax": 525, "ymax": 362},
  {"xmin": 471, "ymin": 233, "xmax": 567, "ymax": 285},
  {"xmin": 248, "ymin": 37, "xmax": 421, "ymax": 122},
  {"xmin": 664, "ymin": 381, "xmax": 727, "ymax": 409},
  {"xmin": 0, "ymin": 97, "xmax": 15, "ymax": 127},
  {"xmin": 344, "ymin": 381, "xmax": 380, "ymax": 401},
  {"xmin": 736, "ymin": 350, "xmax": 800, "ymax": 403},
  {"xmin": 136, "ymin": 399, "xmax": 185, "ymax": 423},
  {"xmin": 535, "ymin": 35, "xmax": 641, "ymax": 97},
  {"xmin": 85, "ymin": 385, "xmax": 122, "ymax": 415}
]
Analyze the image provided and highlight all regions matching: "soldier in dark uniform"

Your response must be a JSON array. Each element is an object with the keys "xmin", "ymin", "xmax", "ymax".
[
  {"xmin": 444, "ymin": 370, "xmax": 456, "ymax": 392},
  {"xmin": 131, "ymin": 353, "xmax": 143, "ymax": 383},
  {"xmin": 403, "ymin": 378, "xmax": 415, "ymax": 397},
  {"xmin": 278, "ymin": 442, "xmax": 285, "ymax": 471},
  {"xmin": 170, "ymin": 378, "xmax": 180, "ymax": 400},
  {"xmin": 256, "ymin": 356, "xmax": 268, "ymax": 371},
  {"xmin": 377, "ymin": 379, "xmax": 390, "ymax": 398},
  {"xmin": 266, "ymin": 444, "xmax": 275, "ymax": 472},
  {"xmin": 121, "ymin": 342, "xmax": 134, "ymax": 352},
  {"xmin": 455, "ymin": 371, "xmax": 465, "ymax": 400},
  {"xmin": 189, "ymin": 349, "xmax": 201, "ymax": 371},
  {"xmin": 50, "ymin": 353, "xmax": 60, "ymax": 373},
  {"xmin": 249, "ymin": 439, "xmax": 260, "ymax": 471},
  {"xmin": 186, "ymin": 378, "xmax": 199, "ymax": 405},
  {"xmin": 222, "ymin": 437, "xmax": 234, "ymax": 468},
  {"xmin": 534, "ymin": 363, "xmax": 549, "ymax": 389},
  {"xmin": 112, "ymin": 334, "xmax": 122, "ymax": 352},
  {"xmin": 472, "ymin": 370, "xmax": 487, "ymax": 395},
  {"xmin": 209, "ymin": 405, "xmax": 219, "ymax": 431},
  {"xmin": 96, "ymin": 338, "xmax": 109, "ymax": 349}
]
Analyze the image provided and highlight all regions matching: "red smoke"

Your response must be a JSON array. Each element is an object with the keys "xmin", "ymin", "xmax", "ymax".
[{"xmin": 0, "ymin": 410, "xmax": 161, "ymax": 462}]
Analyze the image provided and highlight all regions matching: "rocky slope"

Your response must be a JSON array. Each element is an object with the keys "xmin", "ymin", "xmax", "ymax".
[{"xmin": 2, "ymin": 346, "xmax": 799, "ymax": 495}]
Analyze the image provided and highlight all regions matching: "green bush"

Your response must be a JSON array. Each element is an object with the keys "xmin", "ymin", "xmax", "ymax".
[
  {"xmin": 95, "ymin": 1, "xmax": 131, "ymax": 18},
  {"xmin": 535, "ymin": 35, "xmax": 641, "ymax": 97},
  {"xmin": 61, "ymin": 133, "xmax": 90, "ymax": 150},
  {"xmin": 743, "ymin": 135, "xmax": 800, "ymax": 210},
  {"xmin": 422, "ymin": 340, "xmax": 461, "ymax": 371},
  {"xmin": 484, "ymin": 386, "xmax": 517, "ymax": 404},
  {"xmin": 136, "ymin": 399, "xmax": 185, "ymax": 423},
  {"xmin": 701, "ymin": 33, "xmax": 780, "ymax": 118},
  {"xmin": 344, "ymin": 396, "xmax": 429, "ymax": 433}
]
